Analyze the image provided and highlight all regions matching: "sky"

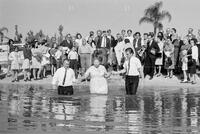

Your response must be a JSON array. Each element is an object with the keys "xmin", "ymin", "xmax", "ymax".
[{"xmin": 0, "ymin": 0, "xmax": 200, "ymax": 40}]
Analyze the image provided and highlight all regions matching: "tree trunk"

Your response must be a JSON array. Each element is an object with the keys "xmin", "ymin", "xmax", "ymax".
[{"xmin": 154, "ymin": 26, "xmax": 157, "ymax": 36}]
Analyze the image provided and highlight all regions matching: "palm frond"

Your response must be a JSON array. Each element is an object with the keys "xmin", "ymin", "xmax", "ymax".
[
  {"xmin": 159, "ymin": 11, "xmax": 172, "ymax": 22},
  {"xmin": 139, "ymin": 17, "xmax": 154, "ymax": 25},
  {"xmin": 144, "ymin": 1, "xmax": 163, "ymax": 17}
]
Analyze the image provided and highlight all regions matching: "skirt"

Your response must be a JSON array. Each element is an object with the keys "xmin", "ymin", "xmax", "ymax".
[
  {"xmin": 41, "ymin": 56, "xmax": 50, "ymax": 66},
  {"xmin": 22, "ymin": 59, "xmax": 30, "ymax": 69},
  {"xmin": 182, "ymin": 62, "xmax": 188, "ymax": 71},
  {"xmin": 155, "ymin": 54, "xmax": 163, "ymax": 65},
  {"xmin": 188, "ymin": 60, "xmax": 196, "ymax": 74},
  {"xmin": 31, "ymin": 57, "xmax": 41, "ymax": 69},
  {"xmin": 90, "ymin": 77, "xmax": 108, "ymax": 94},
  {"xmin": 11, "ymin": 61, "xmax": 20, "ymax": 70}
]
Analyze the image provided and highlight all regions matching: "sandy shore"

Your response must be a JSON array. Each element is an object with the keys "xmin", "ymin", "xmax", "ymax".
[{"xmin": 0, "ymin": 73, "xmax": 200, "ymax": 90}]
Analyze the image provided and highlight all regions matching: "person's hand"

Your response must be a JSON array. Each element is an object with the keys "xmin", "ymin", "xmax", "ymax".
[
  {"xmin": 140, "ymin": 78, "xmax": 145, "ymax": 89},
  {"xmin": 74, "ymin": 79, "xmax": 81, "ymax": 84}
]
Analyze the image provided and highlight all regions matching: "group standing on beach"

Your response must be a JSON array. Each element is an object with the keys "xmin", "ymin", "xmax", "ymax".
[{"xmin": 1, "ymin": 27, "xmax": 200, "ymax": 95}]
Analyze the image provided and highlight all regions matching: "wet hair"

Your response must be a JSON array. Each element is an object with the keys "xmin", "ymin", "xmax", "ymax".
[
  {"xmin": 124, "ymin": 38, "xmax": 130, "ymax": 44},
  {"xmin": 125, "ymin": 47, "xmax": 134, "ymax": 54}
]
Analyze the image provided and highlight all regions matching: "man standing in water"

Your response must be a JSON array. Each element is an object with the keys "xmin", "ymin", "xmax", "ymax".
[
  {"xmin": 52, "ymin": 59, "xmax": 76, "ymax": 95},
  {"xmin": 112, "ymin": 48, "xmax": 144, "ymax": 95}
]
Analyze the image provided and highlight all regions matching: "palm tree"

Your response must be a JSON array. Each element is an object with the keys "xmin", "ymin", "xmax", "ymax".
[
  {"xmin": 58, "ymin": 25, "xmax": 64, "ymax": 44},
  {"xmin": 0, "ymin": 27, "xmax": 9, "ymax": 43},
  {"xmin": 139, "ymin": 1, "xmax": 172, "ymax": 35}
]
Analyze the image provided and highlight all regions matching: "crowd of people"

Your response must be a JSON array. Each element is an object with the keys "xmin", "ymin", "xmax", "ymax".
[{"xmin": 1, "ymin": 27, "xmax": 200, "ymax": 85}]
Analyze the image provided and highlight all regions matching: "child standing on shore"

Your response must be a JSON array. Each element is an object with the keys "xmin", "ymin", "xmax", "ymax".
[
  {"xmin": 68, "ymin": 46, "xmax": 79, "ymax": 78},
  {"xmin": 9, "ymin": 46, "xmax": 20, "ymax": 82},
  {"xmin": 181, "ymin": 50, "xmax": 188, "ymax": 83}
]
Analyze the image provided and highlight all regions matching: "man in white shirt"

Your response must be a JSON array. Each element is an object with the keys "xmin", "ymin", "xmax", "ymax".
[
  {"xmin": 112, "ymin": 48, "xmax": 144, "ymax": 95},
  {"xmin": 126, "ymin": 29, "xmax": 134, "ymax": 45},
  {"xmin": 52, "ymin": 59, "xmax": 76, "ymax": 95}
]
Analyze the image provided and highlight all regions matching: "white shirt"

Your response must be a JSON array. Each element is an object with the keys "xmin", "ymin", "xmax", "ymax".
[
  {"xmin": 55, "ymin": 50, "xmax": 62, "ymax": 60},
  {"xmin": 192, "ymin": 45, "xmax": 198, "ymax": 61},
  {"xmin": 68, "ymin": 50, "xmax": 78, "ymax": 60},
  {"xmin": 101, "ymin": 37, "xmax": 106, "ymax": 48},
  {"xmin": 52, "ymin": 67, "xmax": 75, "ymax": 86},
  {"xmin": 126, "ymin": 36, "xmax": 134, "ymax": 45},
  {"xmin": 75, "ymin": 39, "xmax": 82, "ymax": 47},
  {"xmin": 123, "ymin": 56, "xmax": 142, "ymax": 76}
]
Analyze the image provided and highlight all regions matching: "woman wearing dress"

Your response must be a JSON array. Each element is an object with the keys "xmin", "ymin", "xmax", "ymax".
[
  {"xmin": 155, "ymin": 35, "xmax": 164, "ymax": 76},
  {"xmin": 115, "ymin": 34, "xmax": 125, "ymax": 69},
  {"xmin": 31, "ymin": 41, "xmax": 42, "ymax": 80},
  {"xmin": 188, "ymin": 38, "xmax": 198, "ymax": 84},
  {"xmin": 9, "ymin": 46, "xmax": 20, "ymax": 82},
  {"xmin": 81, "ymin": 58, "xmax": 111, "ymax": 94},
  {"xmin": 22, "ymin": 43, "xmax": 32, "ymax": 81},
  {"xmin": 164, "ymin": 36, "xmax": 175, "ymax": 78}
]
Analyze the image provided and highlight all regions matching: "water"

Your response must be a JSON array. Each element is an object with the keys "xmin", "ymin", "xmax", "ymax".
[{"xmin": 0, "ymin": 84, "xmax": 200, "ymax": 134}]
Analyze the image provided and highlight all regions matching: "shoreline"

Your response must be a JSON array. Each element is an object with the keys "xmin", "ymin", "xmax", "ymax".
[{"xmin": 0, "ymin": 74, "xmax": 200, "ymax": 89}]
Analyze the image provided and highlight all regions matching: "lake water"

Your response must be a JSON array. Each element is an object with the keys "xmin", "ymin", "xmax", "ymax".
[{"xmin": 0, "ymin": 84, "xmax": 200, "ymax": 134}]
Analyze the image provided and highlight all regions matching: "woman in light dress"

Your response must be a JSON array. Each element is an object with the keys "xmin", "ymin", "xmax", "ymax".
[
  {"xmin": 31, "ymin": 41, "xmax": 42, "ymax": 80},
  {"xmin": 155, "ymin": 35, "xmax": 164, "ymax": 76},
  {"xmin": 9, "ymin": 46, "xmax": 20, "ymax": 82},
  {"xmin": 115, "ymin": 34, "xmax": 125, "ymax": 69},
  {"xmin": 81, "ymin": 58, "xmax": 111, "ymax": 94}
]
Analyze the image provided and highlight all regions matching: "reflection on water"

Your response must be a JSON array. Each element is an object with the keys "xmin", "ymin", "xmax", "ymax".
[{"xmin": 0, "ymin": 85, "xmax": 200, "ymax": 133}]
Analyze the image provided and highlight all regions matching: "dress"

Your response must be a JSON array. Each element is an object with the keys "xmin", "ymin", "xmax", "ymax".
[
  {"xmin": 85, "ymin": 65, "xmax": 108, "ymax": 94},
  {"xmin": 31, "ymin": 48, "xmax": 42, "ymax": 69},
  {"xmin": 164, "ymin": 42, "xmax": 175, "ymax": 69},
  {"xmin": 9, "ymin": 52, "xmax": 20, "ymax": 70},
  {"xmin": 155, "ymin": 41, "xmax": 164, "ymax": 65},
  {"xmin": 114, "ymin": 41, "xmax": 125, "ymax": 65}
]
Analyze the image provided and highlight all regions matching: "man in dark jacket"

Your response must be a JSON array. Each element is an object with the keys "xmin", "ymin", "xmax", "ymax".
[{"xmin": 143, "ymin": 32, "xmax": 160, "ymax": 80}]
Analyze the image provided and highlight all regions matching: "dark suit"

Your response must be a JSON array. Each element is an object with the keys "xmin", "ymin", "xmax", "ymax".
[
  {"xmin": 96, "ymin": 36, "xmax": 111, "ymax": 49},
  {"xmin": 108, "ymin": 35, "xmax": 116, "ymax": 48},
  {"xmin": 144, "ymin": 40, "xmax": 160, "ymax": 78},
  {"xmin": 60, "ymin": 40, "xmax": 73, "ymax": 50},
  {"xmin": 133, "ymin": 38, "xmax": 142, "ymax": 52}
]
